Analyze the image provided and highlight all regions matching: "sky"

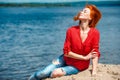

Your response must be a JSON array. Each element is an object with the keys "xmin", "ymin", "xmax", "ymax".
[{"xmin": 0, "ymin": 0, "xmax": 119, "ymax": 3}]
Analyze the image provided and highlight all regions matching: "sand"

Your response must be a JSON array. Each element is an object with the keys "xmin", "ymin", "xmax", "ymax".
[{"xmin": 44, "ymin": 63, "xmax": 120, "ymax": 80}]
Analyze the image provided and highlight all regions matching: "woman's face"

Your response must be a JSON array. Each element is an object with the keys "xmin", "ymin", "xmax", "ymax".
[{"xmin": 78, "ymin": 8, "xmax": 91, "ymax": 20}]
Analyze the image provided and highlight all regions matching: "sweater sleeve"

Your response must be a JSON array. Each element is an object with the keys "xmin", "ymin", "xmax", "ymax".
[
  {"xmin": 63, "ymin": 28, "xmax": 71, "ymax": 55},
  {"xmin": 92, "ymin": 30, "xmax": 100, "ymax": 58}
]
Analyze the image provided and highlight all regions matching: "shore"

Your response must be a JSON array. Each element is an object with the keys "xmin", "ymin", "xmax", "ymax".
[{"xmin": 45, "ymin": 63, "xmax": 120, "ymax": 80}]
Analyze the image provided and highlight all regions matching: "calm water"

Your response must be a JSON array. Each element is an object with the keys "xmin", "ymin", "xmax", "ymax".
[{"xmin": 0, "ymin": 6, "xmax": 120, "ymax": 80}]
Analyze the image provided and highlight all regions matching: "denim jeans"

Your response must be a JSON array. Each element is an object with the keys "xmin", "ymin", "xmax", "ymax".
[{"xmin": 29, "ymin": 54, "xmax": 79, "ymax": 80}]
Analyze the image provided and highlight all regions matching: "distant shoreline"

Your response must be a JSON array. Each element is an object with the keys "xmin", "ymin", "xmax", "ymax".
[{"xmin": 0, "ymin": 1, "xmax": 120, "ymax": 7}]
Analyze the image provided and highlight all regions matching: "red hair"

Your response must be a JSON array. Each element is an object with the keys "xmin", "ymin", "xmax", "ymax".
[{"xmin": 74, "ymin": 4, "xmax": 102, "ymax": 28}]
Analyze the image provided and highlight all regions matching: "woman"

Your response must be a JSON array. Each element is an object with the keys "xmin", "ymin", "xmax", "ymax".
[{"xmin": 29, "ymin": 4, "xmax": 102, "ymax": 80}]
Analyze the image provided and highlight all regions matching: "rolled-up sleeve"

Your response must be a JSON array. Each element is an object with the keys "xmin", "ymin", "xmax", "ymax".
[
  {"xmin": 63, "ymin": 29, "xmax": 71, "ymax": 55},
  {"xmin": 92, "ymin": 30, "xmax": 100, "ymax": 58}
]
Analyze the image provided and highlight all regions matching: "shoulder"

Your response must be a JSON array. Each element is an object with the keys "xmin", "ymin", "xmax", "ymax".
[{"xmin": 91, "ymin": 28, "xmax": 100, "ymax": 34}]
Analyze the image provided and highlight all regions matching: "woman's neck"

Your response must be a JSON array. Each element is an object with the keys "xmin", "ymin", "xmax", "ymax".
[{"xmin": 79, "ymin": 20, "xmax": 90, "ymax": 31}]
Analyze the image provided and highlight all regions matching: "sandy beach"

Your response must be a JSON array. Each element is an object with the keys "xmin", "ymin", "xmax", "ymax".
[{"xmin": 45, "ymin": 63, "xmax": 120, "ymax": 80}]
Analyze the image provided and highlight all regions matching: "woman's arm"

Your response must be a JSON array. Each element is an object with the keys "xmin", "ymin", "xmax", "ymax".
[
  {"xmin": 91, "ymin": 30, "xmax": 100, "ymax": 76},
  {"xmin": 64, "ymin": 50, "xmax": 97, "ymax": 60},
  {"xmin": 64, "ymin": 51, "xmax": 86, "ymax": 60},
  {"xmin": 92, "ymin": 57, "xmax": 98, "ymax": 76}
]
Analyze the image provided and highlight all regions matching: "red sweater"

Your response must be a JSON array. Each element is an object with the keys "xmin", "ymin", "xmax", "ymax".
[{"xmin": 63, "ymin": 26, "xmax": 100, "ymax": 71}]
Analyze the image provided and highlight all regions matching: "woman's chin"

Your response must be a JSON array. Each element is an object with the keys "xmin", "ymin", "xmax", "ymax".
[{"xmin": 78, "ymin": 18, "xmax": 86, "ymax": 20}]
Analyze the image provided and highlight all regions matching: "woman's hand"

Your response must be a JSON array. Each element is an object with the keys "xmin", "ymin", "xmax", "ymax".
[{"xmin": 84, "ymin": 49, "xmax": 98, "ymax": 60}]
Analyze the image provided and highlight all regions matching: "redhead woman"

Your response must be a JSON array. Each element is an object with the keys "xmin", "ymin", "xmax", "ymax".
[{"xmin": 29, "ymin": 4, "xmax": 102, "ymax": 80}]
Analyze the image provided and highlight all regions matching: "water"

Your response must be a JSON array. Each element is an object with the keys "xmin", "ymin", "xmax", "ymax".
[{"xmin": 0, "ymin": 5, "xmax": 120, "ymax": 80}]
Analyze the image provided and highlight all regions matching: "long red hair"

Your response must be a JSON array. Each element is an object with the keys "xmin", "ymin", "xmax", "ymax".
[{"xmin": 74, "ymin": 4, "xmax": 102, "ymax": 28}]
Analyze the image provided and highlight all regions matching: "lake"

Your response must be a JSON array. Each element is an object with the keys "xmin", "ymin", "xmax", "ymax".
[{"xmin": 0, "ymin": 5, "xmax": 120, "ymax": 80}]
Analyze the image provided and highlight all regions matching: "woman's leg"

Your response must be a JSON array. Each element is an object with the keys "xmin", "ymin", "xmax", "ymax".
[
  {"xmin": 29, "ymin": 64, "xmax": 57, "ymax": 80},
  {"xmin": 62, "ymin": 66, "xmax": 79, "ymax": 75},
  {"xmin": 29, "ymin": 54, "xmax": 65, "ymax": 80},
  {"xmin": 51, "ymin": 66, "xmax": 79, "ymax": 78}
]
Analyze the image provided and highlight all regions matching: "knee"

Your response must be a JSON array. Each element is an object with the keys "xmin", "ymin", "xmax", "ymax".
[{"xmin": 51, "ymin": 68, "xmax": 66, "ymax": 78}]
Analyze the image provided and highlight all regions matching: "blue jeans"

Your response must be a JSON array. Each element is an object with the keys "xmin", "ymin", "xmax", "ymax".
[{"xmin": 29, "ymin": 55, "xmax": 79, "ymax": 80}]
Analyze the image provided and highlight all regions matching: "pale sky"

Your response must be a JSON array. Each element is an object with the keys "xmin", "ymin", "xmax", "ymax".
[{"xmin": 0, "ymin": 0, "xmax": 119, "ymax": 3}]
